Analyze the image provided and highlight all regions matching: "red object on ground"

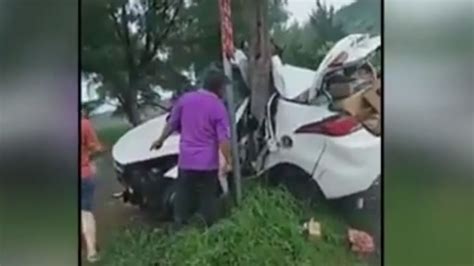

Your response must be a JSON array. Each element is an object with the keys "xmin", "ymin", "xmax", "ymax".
[
  {"xmin": 218, "ymin": 0, "xmax": 234, "ymax": 59},
  {"xmin": 348, "ymin": 228, "xmax": 375, "ymax": 255}
]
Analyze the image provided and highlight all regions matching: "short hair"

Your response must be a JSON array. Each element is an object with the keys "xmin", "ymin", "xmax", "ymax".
[{"xmin": 203, "ymin": 70, "xmax": 229, "ymax": 93}]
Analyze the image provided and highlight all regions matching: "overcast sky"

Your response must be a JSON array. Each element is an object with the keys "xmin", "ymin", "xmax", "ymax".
[{"xmin": 286, "ymin": 0, "xmax": 356, "ymax": 24}]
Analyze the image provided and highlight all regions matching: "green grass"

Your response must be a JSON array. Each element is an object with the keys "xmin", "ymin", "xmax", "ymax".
[
  {"xmin": 97, "ymin": 124, "xmax": 130, "ymax": 148},
  {"xmin": 101, "ymin": 186, "xmax": 367, "ymax": 266}
]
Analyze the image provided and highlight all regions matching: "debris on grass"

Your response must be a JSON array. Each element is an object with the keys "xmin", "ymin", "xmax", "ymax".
[
  {"xmin": 103, "ymin": 185, "xmax": 367, "ymax": 266},
  {"xmin": 348, "ymin": 228, "xmax": 375, "ymax": 255},
  {"xmin": 303, "ymin": 218, "xmax": 322, "ymax": 240}
]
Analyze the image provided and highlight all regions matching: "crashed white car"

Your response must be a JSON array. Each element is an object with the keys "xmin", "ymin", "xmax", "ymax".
[{"xmin": 112, "ymin": 33, "xmax": 381, "ymax": 214}]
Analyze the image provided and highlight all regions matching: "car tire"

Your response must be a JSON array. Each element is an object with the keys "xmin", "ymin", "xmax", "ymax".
[
  {"xmin": 268, "ymin": 164, "xmax": 324, "ymax": 204},
  {"xmin": 161, "ymin": 180, "xmax": 178, "ymax": 218}
]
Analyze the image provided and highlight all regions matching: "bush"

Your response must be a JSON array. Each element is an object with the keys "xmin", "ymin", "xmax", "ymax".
[{"xmin": 103, "ymin": 186, "xmax": 366, "ymax": 266}]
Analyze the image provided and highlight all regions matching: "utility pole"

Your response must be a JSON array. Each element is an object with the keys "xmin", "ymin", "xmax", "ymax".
[{"xmin": 218, "ymin": 0, "xmax": 242, "ymax": 204}]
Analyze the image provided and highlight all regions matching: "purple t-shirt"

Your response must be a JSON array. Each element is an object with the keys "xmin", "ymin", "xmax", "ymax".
[{"xmin": 168, "ymin": 89, "xmax": 231, "ymax": 170}]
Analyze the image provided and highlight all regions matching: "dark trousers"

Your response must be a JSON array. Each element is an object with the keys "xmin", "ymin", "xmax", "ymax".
[{"xmin": 173, "ymin": 169, "xmax": 219, "ymax": 227}]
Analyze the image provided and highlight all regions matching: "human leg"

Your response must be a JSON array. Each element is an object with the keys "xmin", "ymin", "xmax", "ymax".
[
  {"xmin": 81, "ymin": 178, "xmax": 99, "ymax": 262},
  {"xmin": 195, "ymin": 170, "xmax": 219, "ymax": 226},
  {"xmin": 173, "ymin": 169, "xmax": 196, "ymax": 227}
]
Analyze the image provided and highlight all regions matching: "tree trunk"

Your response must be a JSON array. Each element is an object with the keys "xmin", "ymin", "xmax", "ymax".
[
  {"xmin": 247, "ymin": 0, "xmax": 272, "ymax": 124},
  {"xmin": 123, "ymin": 89, "xmax": 141, "ymax": 126},
  {"xmin": 123, "ymin": 56, "xmax": 142, "ymax": 126},
  {"xmin": 245, "ymin": 0, "xmax": 273, "ymax": 165}
]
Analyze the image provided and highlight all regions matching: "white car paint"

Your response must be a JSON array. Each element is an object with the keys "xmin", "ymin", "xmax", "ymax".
[
  {"xmin": 263, "ymin": 99, "xmax": 380, "ymax": 198},
  {"xmin": 113, "ymin": 98, "xmax": 250, "ymax": 178},
  {"xmin": 112, "ymin": 34, "xmax": 381, "ymax": 199},
  {"xmin": 308, "ymin": 34, "xmax": 380, "ymax": 100},
  {"xmin": 112, "ymin": 114, "xmax": 180, "ymax": 166},
  {"xmin": 271, "ymin": 56, "xmax": 318, "ymax": 99},
  {"xmin": 261, "ymin": 34, "xmax": 381, "ymax": 198}
]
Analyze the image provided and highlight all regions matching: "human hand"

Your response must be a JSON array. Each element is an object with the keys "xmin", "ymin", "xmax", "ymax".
[{"xmin": 150, "ymin": 139, "xmax": 164, "ymax": 151}]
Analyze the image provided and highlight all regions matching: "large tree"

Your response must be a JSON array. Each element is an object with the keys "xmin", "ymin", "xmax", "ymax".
[
  {"xmin": 81, "ymin": 0, "xmax": 187, "ymax": 125},
  {"xmin": 167, "ymin": 0, "xmax": 288, "ymax": 80},
  {"xmin": 81, "ymin": 0, "xmax": 288, "ymax": 125}
]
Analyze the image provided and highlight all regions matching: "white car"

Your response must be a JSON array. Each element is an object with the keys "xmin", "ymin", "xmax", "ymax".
[{"xmin": 112, "ymin": 33, "xmax": 381, "ymax": 214}]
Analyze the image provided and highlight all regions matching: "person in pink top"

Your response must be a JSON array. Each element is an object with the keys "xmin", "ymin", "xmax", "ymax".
[
  {"xmin": 81, "ymin": 108, "xmax": 103, "ymax": 263},
  {"xmin": 151, "ymin": 70, "xmax": 232, "ymax": 228}
]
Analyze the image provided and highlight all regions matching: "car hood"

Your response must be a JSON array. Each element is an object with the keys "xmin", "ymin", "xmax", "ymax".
[
  {"xmin": 112, "ymin": 114, "xmax": 180, "ymax": 166},
  {"xmin": 271, "ymin": 56, "xmax": 318, "ymax": 99},
  {"xmin": 112, "ymin": 98, "xmax": 249, "ymax": 165}
]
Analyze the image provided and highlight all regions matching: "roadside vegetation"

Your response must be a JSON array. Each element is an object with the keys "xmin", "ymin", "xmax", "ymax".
[
  {"xmin": 102, "ymin": 186, "xmax": 367, "ymax": 266},
  {"xmin": 96, "ymin": 123, "xmax": 130, "ymax": 148},
  {"xmin": 82, "ymin": 0, "xmax": 380, "ymax": 126}
]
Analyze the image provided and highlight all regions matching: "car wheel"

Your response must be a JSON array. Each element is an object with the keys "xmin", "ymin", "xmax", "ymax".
[
  {"xmin": 268, "ymin": 164, "xmax": 324, "ymax": 204},
  {"xmin": 161, "ymin": 180, "xmax": 178, "ymax": 218}
]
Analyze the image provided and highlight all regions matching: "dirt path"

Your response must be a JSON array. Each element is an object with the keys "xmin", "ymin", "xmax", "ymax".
[
  {"xmin": 81, "ymin": 153, "xmax": 145, "ymax": 265},
  {"xmin": 93, "ymin": 154, "xmax": 144, "ymax": 243}
]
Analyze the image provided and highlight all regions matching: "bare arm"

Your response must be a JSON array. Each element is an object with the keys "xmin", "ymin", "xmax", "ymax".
[
  {"xmin": 159, "ymin": 122, "xmax": 174, "ymax": 143},
  {"xmin": 219, "ymin": 140, "xmax": 232, "ymax": 168},
  {"xmin": 151, "ymin": 100, "xmax": 182, "ymax": 150},
  {"xmin": 215, "ymin": 102, "xmax": 233, "ymax": 169}
]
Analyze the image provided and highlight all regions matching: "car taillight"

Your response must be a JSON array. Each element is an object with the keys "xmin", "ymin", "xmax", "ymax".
[{"xmin": 295, "ymin": 115, "xmax": 361, "ymax": 136}]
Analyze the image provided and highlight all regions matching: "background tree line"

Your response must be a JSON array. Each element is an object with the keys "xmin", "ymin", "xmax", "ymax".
[{"xmin": 81, "ymin": 0, "xmax": 380, "ymax": 125}]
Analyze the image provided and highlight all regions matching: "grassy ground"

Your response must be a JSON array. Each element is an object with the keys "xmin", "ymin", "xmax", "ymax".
[
  {"xmin": 92, "ymin": 122, "xmax": 374, "ymax": 266},
  {"xmin": 96, "ymin": 123, "xmax": 130, "ymax": 148},
  {"xmin": 100, "ymin": 186, "xmax": 368, "ymax": 266}
]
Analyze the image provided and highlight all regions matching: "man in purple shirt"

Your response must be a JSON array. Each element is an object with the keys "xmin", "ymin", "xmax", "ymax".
[{"xmin": 150, "ymin": 71, "xmax": 232, "ymax": 227}]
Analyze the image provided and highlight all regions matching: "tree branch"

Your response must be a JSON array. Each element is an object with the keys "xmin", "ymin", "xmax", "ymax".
[
  {"xmin": 118, "ymin": 4, "xmax": 139, "ymax": 82},
  {"xmin": 108, "ymin": 8, "xmax": 124, "ymax": 42},
  {"xmin": 140, "ymin": 0, "xmax": 183, "ymax": 67},
  {"xmin": 143, "ymin": 0, "xmax": 157, "ymax": 54},
  {"xmin": 152, "ymin": 0, "xmax": 182, "ymax": 49}
]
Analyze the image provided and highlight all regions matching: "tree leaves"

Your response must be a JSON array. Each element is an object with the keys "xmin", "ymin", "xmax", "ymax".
[
  {"xmin": 272, "ymin": 0, "xmax": 379, "ymax": 70},
  {"xmin": 81, "ymin": 0, "xmax": 187, "ymax": 124}
]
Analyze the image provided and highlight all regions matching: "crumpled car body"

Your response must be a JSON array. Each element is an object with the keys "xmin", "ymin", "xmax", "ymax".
[{"xmin": 112, "ymin": 33, "xmax": 381, "ymax": 210}]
